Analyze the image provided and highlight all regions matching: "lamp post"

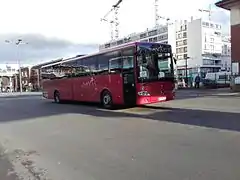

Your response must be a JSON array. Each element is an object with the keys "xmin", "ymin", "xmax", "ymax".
[
  {"xmin": 185, "ymin": 56, "xmax": 190, "ymax": 86},
  {"xmin": 5, "ymin": 39, "xmax": 28, "ymax": 93}
]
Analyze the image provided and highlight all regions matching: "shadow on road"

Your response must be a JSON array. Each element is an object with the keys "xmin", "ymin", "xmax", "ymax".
[{"xmin": 0, "ymin": 97, "xmax": 240, "ymax": 132}]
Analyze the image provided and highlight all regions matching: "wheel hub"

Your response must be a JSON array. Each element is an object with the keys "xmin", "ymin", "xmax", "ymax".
[{"xmin": 103, "ymin": 94, "xmax": 110, "ymax": 105}]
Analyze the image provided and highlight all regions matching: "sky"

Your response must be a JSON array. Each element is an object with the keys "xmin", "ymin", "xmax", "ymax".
[{"xmin": 0, "ymin": 0, "xmax": 230, "ymax": 66}]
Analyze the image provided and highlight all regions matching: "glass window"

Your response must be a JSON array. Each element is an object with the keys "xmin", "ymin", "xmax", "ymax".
[
  {"xmin": 109, "ymin": 57, "xmax": 122, "ymax": 74},
  {"xmin": 98, "ymin": 54, "xmax": 109, "ymax": 72},
  {"xmin": 136, "ymin": 44, "xmax": 174, "ymax": 83},
  {"xmin": 122, "ymin": 48, "xmax": 134, "ymax": 70},
  {"xmin": 123, "ymin": 56, "xmax": 134, "ymax": 69}
]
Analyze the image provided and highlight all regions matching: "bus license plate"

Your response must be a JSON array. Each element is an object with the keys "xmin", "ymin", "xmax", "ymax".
[{"xmin": 158, "ymin": 97, "xmax": 166, "ymax": 101}]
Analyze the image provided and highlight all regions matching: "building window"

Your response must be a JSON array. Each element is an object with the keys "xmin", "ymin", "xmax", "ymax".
[
  {"xmin": 183, "ymin": 32, "xmax": 187, "ymax": 38},
  {"xmin": 210, "ymin": 45, "xmax": 214, "ymax": 51},
  {"xmin": 140, "ymin": 33, "xmax": 147, "ymax": 38},
  {"xmin": 183, "ymin": 40, "xmax": 187, "ymax": 45},
  {"xmin": 183, "ymin": 54, "xmax": 188, "ymax": 59},
  {"xmin": 176, "ymin": 40, "xmax": 183, "ymax": 46},
  {"xmin": 178, "ymin": 33, "xmax": 182, "ymax": 39},
  {"xmin": 184, "ymin": 47, "xmax": 187, "ymax": 52},
  {"xmin": 148, "ymin": 30, "xmax": 157, "ymax": 36}
]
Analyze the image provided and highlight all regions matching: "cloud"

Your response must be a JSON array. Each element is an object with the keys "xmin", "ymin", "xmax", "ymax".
[{"xmin": 0, "ymin": 33, "xmax": 98, "ymax": 65}]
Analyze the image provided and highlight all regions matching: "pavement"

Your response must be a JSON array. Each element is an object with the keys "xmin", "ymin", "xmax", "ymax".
[{"xmin": 0, "ymin": 90, "xmax": 240, "ymax": 179}]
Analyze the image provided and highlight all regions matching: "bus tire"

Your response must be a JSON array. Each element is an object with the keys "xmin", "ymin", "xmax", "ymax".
[
  {"xmin": 54, "ymin": 91, "xmax": 61, "ymax": 103},
  {"xmin": 101, "ymin": 90, "xmax": 113, "ymax": 109}
]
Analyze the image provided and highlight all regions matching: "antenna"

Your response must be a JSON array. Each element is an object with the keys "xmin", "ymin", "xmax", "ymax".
[{"xmin": 199, "ymin": 4, "xmax": 212, "ymax": 21}]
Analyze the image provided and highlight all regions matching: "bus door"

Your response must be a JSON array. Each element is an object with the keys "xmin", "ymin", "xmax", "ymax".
[{"xmin": 122, "ymin": 49, "xmax": 136, "ymax": 105}]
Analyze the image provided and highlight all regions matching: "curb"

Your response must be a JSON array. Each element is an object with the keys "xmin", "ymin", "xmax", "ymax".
[{"xmin": 0, "ymin": 94, "xmax": 42, "ymax": 99}]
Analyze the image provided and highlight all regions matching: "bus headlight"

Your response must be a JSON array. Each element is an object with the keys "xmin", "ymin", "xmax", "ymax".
[{"xmin": 138, "ymin": 91, "xmax": 150, "ymax": 96}]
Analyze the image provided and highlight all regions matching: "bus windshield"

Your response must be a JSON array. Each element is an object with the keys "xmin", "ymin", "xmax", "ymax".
[{"xmin": 136, "ymin": 44, "xmax": 174, "ymax": 83}]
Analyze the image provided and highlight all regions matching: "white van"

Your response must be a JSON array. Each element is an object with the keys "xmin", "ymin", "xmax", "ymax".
[{"xmin": 205, "ymin": 71, "xmax": 231, "ymax": 84}]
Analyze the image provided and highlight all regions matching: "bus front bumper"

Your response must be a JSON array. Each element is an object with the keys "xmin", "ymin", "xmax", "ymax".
[{"xmin": 136, "ymin": 91, "xmax": 175, "ymax": 105}]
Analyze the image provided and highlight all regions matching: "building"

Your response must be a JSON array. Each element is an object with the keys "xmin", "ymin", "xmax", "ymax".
[
  {"xmin": 99, "ymin": 23, "xmax": 177, "ymax": 55},
  {"xmin": 0, "ymin": 65, "xmax": 17, "ymax": 92},
  {"xmin": 216, "ymin": 0, "xmax": 240, "ymax": 74},
  {"xmin": 221, "ymin": 35, "xmax": 231, "ymax": 71},
  {"xmin": 176, "ymin": 18, "xmax": 230, "ymax": 80},
  {"xmin": 175, "ymin": 20, "xmax": 188, "ymax": 61}
]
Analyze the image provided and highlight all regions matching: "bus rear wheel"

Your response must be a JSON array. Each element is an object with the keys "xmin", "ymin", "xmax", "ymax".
[
  {"xmin": 101, "ymin": 91, "xmax": 113, "ymax": 109},
  {"xmin": 54, "ymin": 91, "xmax": 61, "ymax": 103}
]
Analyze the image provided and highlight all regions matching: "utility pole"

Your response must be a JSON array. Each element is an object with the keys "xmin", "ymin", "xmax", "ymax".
[
  {"xmin": 185, "ymin": 57, "xmax": 190, "ymax": 87},
  {"xmin": 5, "ymin": 39, "xmax": 28, "ymax": 93}
]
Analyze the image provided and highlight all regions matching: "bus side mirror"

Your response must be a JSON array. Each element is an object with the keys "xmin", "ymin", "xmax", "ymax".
[{"xmin": 173, "ymin": 57, "xmax": 177, "ymax": 64}]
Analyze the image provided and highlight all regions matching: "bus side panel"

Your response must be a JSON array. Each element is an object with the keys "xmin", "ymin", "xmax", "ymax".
[
  {"xmin": 56, "ymin": 78, "xmax": 73, "ymax": 100},
  {"xmin": 42, "ymin": 79, "xmax": 73, "ymax": 101},
  {"xmin": 97, "ymin": 74, "xmax": 124, "ymax": 105},
  {"xmin": 71, "ymin": 74, "xmax": 123, "ymax": 104},
  {"xmin": 42, "ymin": 80, "xmax": 54, "ymax": 99},
  {"xmin": 72, "ymin": 76, "xmax": 96, "ymax": 102}
]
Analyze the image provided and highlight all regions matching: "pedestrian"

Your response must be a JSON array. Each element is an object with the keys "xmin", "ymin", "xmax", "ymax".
[{"xmin": 195, "ymin": 74, "xmax": 200, "ymax": 88}]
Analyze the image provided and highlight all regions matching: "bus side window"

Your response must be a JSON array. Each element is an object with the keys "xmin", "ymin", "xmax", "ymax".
[
  {"xmin": 109, "ymin": 57, "xmax": 122, "ymax": 74},
  {"xmin": 122, "ymin": 56, "xmax": 134, "ymax": 70},
  {"xmin": 122, "ymin": 47, "xmax": 135, "ymax": 71},
  {"xmin": 97, "ymin": 54, "xmax": 109, "ymax": 75}
]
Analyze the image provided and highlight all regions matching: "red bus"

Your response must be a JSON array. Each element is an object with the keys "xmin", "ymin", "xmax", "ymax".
[{"xmin": 41, "ymin": 42, "xmax": 176, "ymax": 108}]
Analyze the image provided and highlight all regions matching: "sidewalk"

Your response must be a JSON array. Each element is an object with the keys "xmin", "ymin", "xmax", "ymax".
[
  {"xmin": 0, "ymin": 92, "xmax": 42, "ymax": 98},
  {"xmin": 176, "ymin": 87, "xmax": 240, "ymax": 97}
]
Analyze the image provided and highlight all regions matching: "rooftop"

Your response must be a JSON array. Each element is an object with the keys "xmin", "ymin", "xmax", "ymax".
[{"xmin": 215, "ymin": 0, "xmax": 240, "ymax": 10}]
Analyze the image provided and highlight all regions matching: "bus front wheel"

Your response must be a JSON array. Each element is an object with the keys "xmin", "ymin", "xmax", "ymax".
[
  {"xmin": 101, "ymin": 91, "xmax": 113, "ymax": 109},
  {"xmin": 54, "ymin": 91, "xmax": 61, "ymax": 103}
]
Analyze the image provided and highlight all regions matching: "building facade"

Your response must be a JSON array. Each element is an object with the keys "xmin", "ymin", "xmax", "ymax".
[
  {"xmin": 99, "ymin": 23, "xmax": 176, "ymax": 55},
  {"xmin": 176, "ymin": 18, "xmax": 231, "ymax": 80},
  {"xmin": 0, "ymin": 65, "xmax": 17, "ymax": 92},
  {"xmin": 216, "ymin": 0, "xmax": 240, "ymax": 74},
  {"xmin": 221, "ymin": 35, "xmax": 231, "ymax": 71}
]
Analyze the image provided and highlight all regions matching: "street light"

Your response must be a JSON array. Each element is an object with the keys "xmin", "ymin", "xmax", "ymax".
[
  {"xmin": 185, "ymin": 56, "xmax": 190, "ymax": 86},
  {"xmin": 5, "ymin": 39, "xmax": 28, "ymax": 93}
]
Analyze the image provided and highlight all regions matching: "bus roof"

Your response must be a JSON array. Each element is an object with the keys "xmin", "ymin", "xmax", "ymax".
[{"xmin": 41, "ymin": 42, "xmax": 171, "ymax": 69}]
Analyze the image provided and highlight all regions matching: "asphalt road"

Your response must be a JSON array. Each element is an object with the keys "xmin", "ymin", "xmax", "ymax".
[{"xmin": 0, "ymin": 90, "xmax": 240, "ymax": 180}]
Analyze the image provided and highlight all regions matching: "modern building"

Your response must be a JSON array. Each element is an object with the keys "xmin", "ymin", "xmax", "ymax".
[
  {"xmin": 99, "ymin": 23, "xmax": 177, "ymax": 55},
  {"xmin": 221, "ymin": 35, "xmax": 231, "ymax": 71},
  {"xmin": 216, "ymin": 0, "xmax": 240, "ymax": 74},
  {"xmin": 176, "ymin": 18, "xmax": 231, "ymax": 80}
]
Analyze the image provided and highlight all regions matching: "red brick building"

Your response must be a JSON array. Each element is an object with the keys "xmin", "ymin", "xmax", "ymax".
[
  {"xmin": 216, "ymin": 0, "xmax": 240, "ymax": 73},
  {"xmin": 12, "ymin": 67, "xmax": 31, "ymax": 91}
]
